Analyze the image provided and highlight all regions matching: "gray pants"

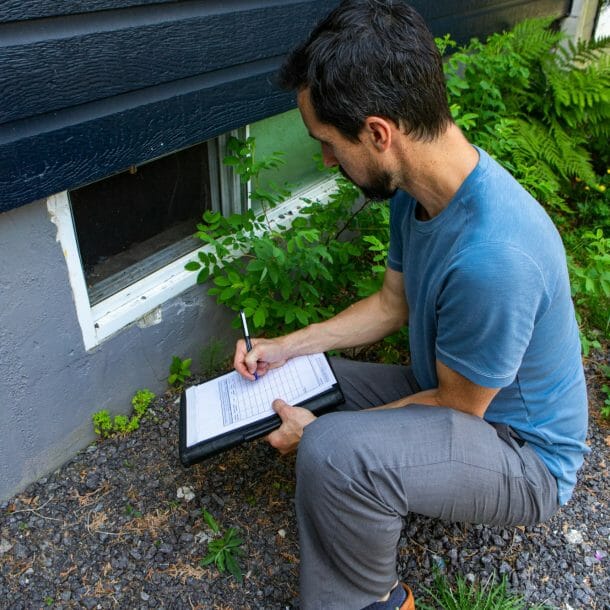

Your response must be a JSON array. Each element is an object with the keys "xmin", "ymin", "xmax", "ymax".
[{"xmin": 295, "ymin": 358, "xmax": 559, "ymax": 610}]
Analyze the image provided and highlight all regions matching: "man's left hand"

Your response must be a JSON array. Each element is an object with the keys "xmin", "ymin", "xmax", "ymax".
[{"xmin": 266, "ymin": 400, "xmax": 317, "ymax": 454}]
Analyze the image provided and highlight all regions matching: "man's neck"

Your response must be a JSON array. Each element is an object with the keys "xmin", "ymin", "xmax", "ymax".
[{"xmin": 396, "ymin": 124, "xmax": 479, "ymax": 220}]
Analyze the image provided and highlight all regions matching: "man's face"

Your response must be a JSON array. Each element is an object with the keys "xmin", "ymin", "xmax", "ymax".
[
  {"xmin": 338, "ymin": 166, "xmax": 396, "ymax": 201},
  {"xmin": 297, "ymin": 89, "xmax": 396, "ymax": 201}
]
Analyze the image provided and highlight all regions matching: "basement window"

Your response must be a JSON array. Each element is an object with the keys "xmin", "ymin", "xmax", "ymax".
[
  {"xmin": 49, "ymin": 118, "xmax": 337, "ymax": 351},
  {"xmin": 70, "ymin": 141, "xmax": 214, "ymax": 305}
]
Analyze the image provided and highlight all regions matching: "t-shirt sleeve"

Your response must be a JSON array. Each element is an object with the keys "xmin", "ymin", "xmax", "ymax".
[{"xmin": 435, "ymin": 243, "xmax": 549, "ymax": 388}]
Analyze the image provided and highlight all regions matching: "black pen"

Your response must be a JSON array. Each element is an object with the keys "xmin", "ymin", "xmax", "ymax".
[{"xmin": 239, "ymin": 309, "xmax": 258, "ymax": 380}]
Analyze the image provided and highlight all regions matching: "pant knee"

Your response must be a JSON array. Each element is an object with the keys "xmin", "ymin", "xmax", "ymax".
[
  {"xmin": 297, "ymin": 414, "xmax": 337, "ymax": 489},
  {"xmin": 296, "ymin": 413, "xmax": 361, "ymax": 510}
]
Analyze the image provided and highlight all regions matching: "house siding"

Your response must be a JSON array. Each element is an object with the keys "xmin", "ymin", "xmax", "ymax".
[
  {"xmin": 0, "ymin": 199, "xmax": 237, "ymax": 501},
  {"xmin": 0, "ymin": 0, "xmax": 574, "ymax": 502},
  {"xmin": 0, "ymin": 0, "xmax": 570, "ymax": 211}
]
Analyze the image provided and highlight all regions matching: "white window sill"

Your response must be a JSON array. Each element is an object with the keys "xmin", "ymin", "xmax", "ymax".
[{"xmin": 48, "ymin": 176, "xmax": 339, "ymax": 350}]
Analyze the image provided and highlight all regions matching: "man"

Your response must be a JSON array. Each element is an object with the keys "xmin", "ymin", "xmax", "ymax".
[{"xmin": 233, "ymin": 2, "xmax": 589, "ymax": 609}]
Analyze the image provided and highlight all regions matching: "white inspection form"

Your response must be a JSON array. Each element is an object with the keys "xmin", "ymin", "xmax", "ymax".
[{"xmin": 185, "ymin": 353, "xmax": 335, "ymax": 447}]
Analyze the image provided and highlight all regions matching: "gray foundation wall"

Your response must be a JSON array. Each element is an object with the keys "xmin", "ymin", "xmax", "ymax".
[{"xmin": 0, "ymin": 199, "xmax": 235, "ymax": 502}]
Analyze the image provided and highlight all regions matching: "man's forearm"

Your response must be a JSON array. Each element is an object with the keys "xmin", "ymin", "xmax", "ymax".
[{"xmin": 279, "ymin": 290, "xmax": 407, "ymax": 359}]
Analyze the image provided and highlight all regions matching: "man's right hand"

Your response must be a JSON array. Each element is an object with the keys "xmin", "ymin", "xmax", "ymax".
[{"xmin": 233, "ymin": 336, "xmax": 289, "ymax": 381}]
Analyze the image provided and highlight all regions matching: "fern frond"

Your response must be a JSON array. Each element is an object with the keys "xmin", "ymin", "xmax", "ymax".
[
  {"xmin": 512, "ymin": 119, "xmax": 596, "ymax": 184},
  {"xmin": 510, "ymin": 17, "xmax": 560, "ymax": 60},
  {"xmin": 555, "ymin": 34, "xmax": 610, "ymax": 68},
  {"xmin": 546, "ymin": 52, "xmax": 610, "ymax": 129}
]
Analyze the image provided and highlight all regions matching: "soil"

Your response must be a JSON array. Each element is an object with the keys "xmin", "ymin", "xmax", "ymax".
[{"xmin": 0, "ymin": 347, "xmax": 608, "ymax": 609}]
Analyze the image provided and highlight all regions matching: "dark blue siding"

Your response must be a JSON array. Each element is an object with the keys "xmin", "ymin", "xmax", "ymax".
[{"xmin": 0, "ymin": 0, "xmax": 571, "ymax": 211}]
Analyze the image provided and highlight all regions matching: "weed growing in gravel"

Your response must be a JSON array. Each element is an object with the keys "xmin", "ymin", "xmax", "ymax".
[
  {"xmin": 200, "ymin": 508, "xmax": 245, "ymax": 582},
  {"xmin": 132, "ymin": 388, "xmax": 155, "ymax": 417},
  {"xmin": 124, "ymin": 504, "xmax": 143, "ymax": 519},
  {"xmin": 168, "ymin": 355, "xmax": 192, "ymax": 388},
  {"xmin": 92, "ymin": 408, "xmax": 140, "ymax": 437},
  {"xmin": 92, "ymin": 389, "xmax": 156, "ymax": 438},
  {"xmin": 420, "ymin": 571, "xmax": 551, "ymax": 610}
]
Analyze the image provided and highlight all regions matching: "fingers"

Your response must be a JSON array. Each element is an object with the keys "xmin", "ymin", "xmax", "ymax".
[
  {"xmin": 272, "ymin": 398, "xmax": 290, "ymax": 416},
  {"xmin": 232, "ymin": 338, "xmax": 286, "ymax": 381},
  {"xmin": 266, "ymin": 401, "xmax": 317, "ymax": 454},
  {"xmin": 233, "ymin": 338, "xmax": 260, "ymax": 380}
]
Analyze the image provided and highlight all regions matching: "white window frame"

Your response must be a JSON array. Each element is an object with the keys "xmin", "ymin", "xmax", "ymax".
[{"xmin": 48, "ymin": 132, "xmax": 338, "ymax": 350}]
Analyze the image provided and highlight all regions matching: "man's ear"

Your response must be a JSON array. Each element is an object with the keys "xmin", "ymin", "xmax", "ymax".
[{"xmin": 363, "ymin": 116, "xmax": 393, "ymax": 152}]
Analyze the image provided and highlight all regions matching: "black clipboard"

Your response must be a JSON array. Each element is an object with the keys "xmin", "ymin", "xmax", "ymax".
[{"xmin": 179, "ymin": 354, "xmax": 344, "ymax": 466}]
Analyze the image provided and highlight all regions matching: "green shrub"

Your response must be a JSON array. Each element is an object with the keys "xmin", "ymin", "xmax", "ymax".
[
  {"xmin": 186, "ymin": 19, "xmax": 609, "ymax": 351},
  {"xmin": 440, "ymin": 19, "xmax": 610, "ymax": 212},
  {"xmin": 186, "ymin": 137, "xmax": 388, "ymax": 336}
]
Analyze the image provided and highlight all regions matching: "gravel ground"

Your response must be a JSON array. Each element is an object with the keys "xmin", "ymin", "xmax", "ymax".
[{"xmin": 1, "ymin": 351, "xmax": 608, "ymax": 610}]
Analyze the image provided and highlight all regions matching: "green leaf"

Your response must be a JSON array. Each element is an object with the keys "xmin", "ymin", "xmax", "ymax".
[
  {"xmin": 214, "ymin": 275, "xmax": 232, "ymax": 287},
  {"xmin": 203, "ymin": 509, "xmax": 220, "ymax": 533},
  {"xmin": 280, "ymin": 282, "xmax": 291, "ymax": 300},
  {"xmin": 253, "ymin": 306, "xmax": 266, "ymax": 328},
  {"xmin": 203, "ymin": 210, "xmax": 221, "ymax": 224},
  {"xmin": 185, "ymin": 261, "xmax": 201, "ymax": 271},
  {"xmin": 268, "ymin": 266, "xmax": 279, "ymax": 284},
  {"xmin": 247, "ymin": 259, "xmax": 266, "ymax": 272},
  {"xmin": 200, "ymin": 554, "xmax": 216, "ymax": 567},
  {"xmin": 225, "ymin": 552, "xmax": 243, "ymax": 582},
  {"xmin": 295, "ymin": 308, "xmax": 309, "ymax": 326},
  {"xmin": 220, "ymin": 286, "xmax": 238, "ymax": 301}
]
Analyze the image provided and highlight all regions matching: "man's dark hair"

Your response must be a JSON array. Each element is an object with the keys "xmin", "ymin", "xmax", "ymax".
[{"xmin": 278, "ymin": 0, "xmax": 452, "ymax": 142}]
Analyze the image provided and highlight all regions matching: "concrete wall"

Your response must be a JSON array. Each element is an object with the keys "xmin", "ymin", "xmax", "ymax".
[
  {"xmin": 563, "ymin": 0, "xmax": 601, "ymax": 40},
  {"xmin": 0, "ymin": 199, "xmax": 235, "ymax": 501}
]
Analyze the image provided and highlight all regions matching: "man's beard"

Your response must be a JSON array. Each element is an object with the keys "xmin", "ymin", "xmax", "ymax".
[{"xmin": 339, "ymin": 166, "xmax": 396, "ymax": 201}]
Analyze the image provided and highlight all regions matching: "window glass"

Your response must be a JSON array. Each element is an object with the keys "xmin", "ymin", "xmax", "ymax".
[
  {"xmin": 249, "ymin": 108, "xmax": 321, "ymax": 195},
  {"xmin": 70, "ymin": 142, "xmax": 212, "ymax": 304}
]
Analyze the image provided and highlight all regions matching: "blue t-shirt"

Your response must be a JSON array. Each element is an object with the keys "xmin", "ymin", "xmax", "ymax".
[{"xmin": 387, "ymin": 147, "xmax": 589, "ymax": 505}]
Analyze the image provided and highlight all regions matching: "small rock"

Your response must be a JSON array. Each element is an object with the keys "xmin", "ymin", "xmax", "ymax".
[
  {"xmin": 0, "ymin": 538, "xmax": 13, "ymax": 554},
  {"xmin": 277, "ymin": 529, "xmax": 286, "ymax": 538},
  {"xmin": 176, "ymin": 486, "xmax": 195, "ymax": 502},
  {"xmin": 195, "ymin": 531, "xmax": 212, "ymax": 544},
  {"xmin": 211, "ymin": 493, "xmax": 225, "ymax": 507},
  {"xmin": 565, "ymin": 529, "xmax": 585, "ymax": 545}
]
